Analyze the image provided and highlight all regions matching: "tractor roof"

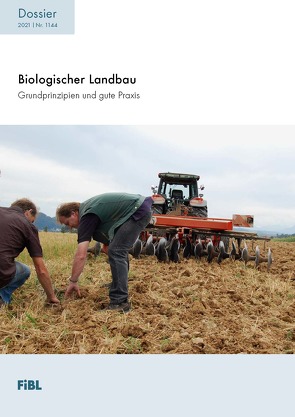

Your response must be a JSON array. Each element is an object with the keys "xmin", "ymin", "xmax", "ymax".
[{"xmin": 158, "ymin": 172, "xmax": 200, "ymax": 184}]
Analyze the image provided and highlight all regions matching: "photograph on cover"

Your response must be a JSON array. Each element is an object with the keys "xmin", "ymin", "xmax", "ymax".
[{"xmin": 0, "ymin": 125, "xmax": 294, "ymax": 354}]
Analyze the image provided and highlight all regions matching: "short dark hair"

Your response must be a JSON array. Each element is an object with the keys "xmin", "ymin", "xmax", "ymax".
[
  {"xmin": 56, "ymin": 202, "xmax": 80, "ymax": 222},
  {"xmin": 11, "ymin": 198, "xmax": 38, "ymax": 216}
]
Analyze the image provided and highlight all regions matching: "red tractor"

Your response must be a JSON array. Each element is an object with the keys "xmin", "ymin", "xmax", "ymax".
[
  {"xmin": 148, "ymin": 172, "xmax": 254, "ymax": 245},
  {"xmin": 151, "ymin": 172, "xmax": 208, "ymax": 217},
  {"xmin": 141, "ymin": 172, "xmax": 271, "ymax": 268}
]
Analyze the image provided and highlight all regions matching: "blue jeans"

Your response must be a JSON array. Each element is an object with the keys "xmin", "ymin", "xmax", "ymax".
[
  {"xmin": 0, "ymin": 262, "xmax": 31, "ymax": 304},
  {"xmin": 108, "ymin": 212, "xmax": 151, "ymax": 304}
]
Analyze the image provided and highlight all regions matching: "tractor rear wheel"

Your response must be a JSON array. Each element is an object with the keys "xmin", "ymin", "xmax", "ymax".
[
  {"xmin": 152, "ymin": 205, "xmax": 164, "ymax": 215},
  {"xmin": 191, "ymin": 206, "xmax": 208, "ymax": 217}
]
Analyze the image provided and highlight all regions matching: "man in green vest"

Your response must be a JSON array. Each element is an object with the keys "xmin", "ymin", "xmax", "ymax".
[{"xmin": 56, "ymin": 193, "xmax": 153, "ymax": 312}]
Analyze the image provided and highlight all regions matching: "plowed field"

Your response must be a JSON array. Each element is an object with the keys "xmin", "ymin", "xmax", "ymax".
[{"xmin": 1, "ymin": 234, "xmax": 295, "ymax": 354}]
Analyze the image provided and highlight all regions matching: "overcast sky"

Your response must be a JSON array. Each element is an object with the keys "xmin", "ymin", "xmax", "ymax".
[{"xmin": 0, "ymin": 125, "xmax": 294, "ymax": 230}]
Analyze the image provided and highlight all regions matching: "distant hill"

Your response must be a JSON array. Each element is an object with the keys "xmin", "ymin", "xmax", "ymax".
[
  {"xmin": 35, "ymin": 212, "xmax": 61, "ymax": 231},
  {"xmin": 234, "ymin": 227, "xmax": 280, "ymax": 238},
  {"xmin": 34, "ymin": 212, "xmax": 295, "ymax": 236},
  {"xmin": 257, "ymin": 224, "xmax": 295, "ymax": 235},
  {"xmin": 281, "ymin": 225, "xmax": 295, "ymax": 234}
]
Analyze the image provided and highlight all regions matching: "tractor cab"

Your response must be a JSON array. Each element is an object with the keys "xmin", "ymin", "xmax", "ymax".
[{"xmin": 151, "ymin": 172, "xmax": 208, "ymax": 217}]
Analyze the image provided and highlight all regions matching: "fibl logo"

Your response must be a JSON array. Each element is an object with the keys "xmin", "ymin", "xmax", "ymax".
[{"xmin": 17, "ymin": 380, "xmax": 42, "ymax": 391}]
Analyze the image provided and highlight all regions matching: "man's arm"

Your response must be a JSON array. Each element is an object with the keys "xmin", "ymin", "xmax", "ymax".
[
  {"xmin": 32, "ymin": 257, "xmax": 59, "ymax": 303},
  {"xmin": 65, "ymin": 241, "xmax": 89, "ymax": 298}
]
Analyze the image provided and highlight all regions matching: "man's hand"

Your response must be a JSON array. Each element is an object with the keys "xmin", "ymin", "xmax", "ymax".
[
  {"xmin": 32, "ymin": 257, "xmax": 61, "ymax": 304},
  {"xmin": 46, "ymin": 295, "xmax": 60, "ymax": 304},
  {"xmin": 101, "ymin": 244, "xmax": 109, "ymax": 255},
  {"xmin": 65, "ymin": 281, "xmax": 81, "ymax": 298}
]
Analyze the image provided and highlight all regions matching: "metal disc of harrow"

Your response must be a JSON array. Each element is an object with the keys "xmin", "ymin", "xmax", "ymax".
[{"xmin": 125, "ymin": 233, "xmax": 273, "ymax": 272}]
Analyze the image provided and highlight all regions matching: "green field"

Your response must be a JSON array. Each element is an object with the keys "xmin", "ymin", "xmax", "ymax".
[{"xmin": 272, "ymin": 236, "xmax": 295, "ymax": 243}]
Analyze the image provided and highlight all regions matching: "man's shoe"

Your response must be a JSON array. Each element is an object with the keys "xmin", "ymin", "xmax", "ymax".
[
  {"xmin": 0, "ymin": 297, "xmax": 6, "ymax": 308},
  {"xmin": 103, "ymin": 301, "xmax": 131, "ymax": 313}
]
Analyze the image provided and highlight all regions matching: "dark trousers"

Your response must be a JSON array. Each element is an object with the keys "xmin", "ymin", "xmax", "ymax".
[
  {"xmin": 108, "ymin": 212, "xmax": 151, "ymax": 304},
  {"xmin": 0, "ymin": 262, "xmax": 30, "ymax": 303}
]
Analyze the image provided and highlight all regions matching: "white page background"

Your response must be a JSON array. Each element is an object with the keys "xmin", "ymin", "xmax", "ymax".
[
  {"xmin": 1, "ymin": 0, "xmax": 295, "ymax": 124},
  {"xmin": 1, "ymin": 1, "xmax": 294, "ymax": 415}
]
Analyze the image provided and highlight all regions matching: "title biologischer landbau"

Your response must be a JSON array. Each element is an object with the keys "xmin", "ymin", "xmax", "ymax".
[{"xmin": 19, "ymin": 73, "xmax": 136, "ymax": 86}]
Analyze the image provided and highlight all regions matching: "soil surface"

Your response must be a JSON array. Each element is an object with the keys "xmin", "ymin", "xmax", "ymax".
[{"xmin": 1, "ymin": 240, "xmax": 295, "ymax": 354}]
